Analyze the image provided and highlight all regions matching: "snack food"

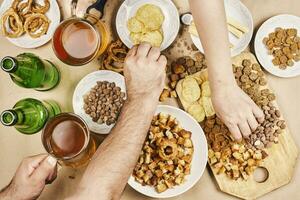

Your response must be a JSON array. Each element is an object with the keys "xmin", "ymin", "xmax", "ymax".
[
  {"xmin": 176, "ymin": 70, "xmax": 215, "ymax": 123},
  {"xmin": 233, "ymin": 59, "xmax": 286, "ymax": 150},
  {"xmin": 181, "ymin": 77, "xmax": 201, "ymax": 103},
  {"xmin": 189, "ymin": 16, "xmax": 249, "ymax": 48},
  {"xmin": 1, "ymin": 0, "xmax": 51, "ymax": 38},
  {"xmin": 83, "ymin": 81, "xmax": 126, "ymax": 125},
  {"xmin": 100, "ymin": 40, "xmax": 129, "ymax": 73},
  {"xmin": 205, "ymin": 56, "xmax": 286, "ymax": 180},
  {"xmin": 133, "ymin": 113, "xmax": 194, "ymax": 193},
  {"xmin": 127, "ymin": 4, "xmax": 164, "ymax": 47},
  {"xmin": 204, "ymin": 115, "xmax": 268, "ymax": 180},
  {"xmin": 263, "ymin": 27, "xmax": 300, "ymax": 69},
  {"xmin": 159, "ymin": 54, "xmax": 207, "ymax": 102}
]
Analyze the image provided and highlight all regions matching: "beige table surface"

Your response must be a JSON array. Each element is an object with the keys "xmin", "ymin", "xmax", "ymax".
[{"xmin": 0, "ymin": 0, "xmax": 300, "ymax": 199}]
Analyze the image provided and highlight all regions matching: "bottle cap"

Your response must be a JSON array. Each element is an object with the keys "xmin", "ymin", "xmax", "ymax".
[
  {"xmin": 0, "ymin": 110, "xmax": 17, "ymax": 126},
  {"xmin": 180, "ymin": 13, "xmax": 193, "ymax": 25},
  {"xmin": 1, "ymin": 56, "xmax": 17, "ymax": 73}
]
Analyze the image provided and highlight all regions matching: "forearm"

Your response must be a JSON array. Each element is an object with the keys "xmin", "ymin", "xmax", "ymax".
[
  {"xmin": 189, "ymin": 0, "xmax": 236, "ymax": 91},
  {"xmin": 74, "ymin": 97, "xmax": 158, "ymax": 199}
]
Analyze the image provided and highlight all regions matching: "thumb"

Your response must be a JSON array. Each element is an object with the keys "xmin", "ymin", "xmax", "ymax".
[{"xmin": 31, "ymin": 155, "xmax": 57, "ymax": 182}]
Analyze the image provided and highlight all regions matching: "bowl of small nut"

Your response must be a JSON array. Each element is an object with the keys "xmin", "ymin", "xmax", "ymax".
[
  {"xmin": 73, "ymin": 70, "xmax": 126, "ymax": 134},
  {"xmin": 128, "ymin": 105, "xmax": 208, "ymax": 198}
]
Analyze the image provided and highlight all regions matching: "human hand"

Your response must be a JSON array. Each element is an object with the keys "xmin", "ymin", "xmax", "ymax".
[
  {"xmin": 0, "ymin": 154, "xmax": 57, "ymax": 200},
  {"xmin": 212, "ymin": 83, "xmax": 264, "ymax": 141},
  {"xmin": 124, "ymin": 43, "xmax": 167, "ymax": 101}
]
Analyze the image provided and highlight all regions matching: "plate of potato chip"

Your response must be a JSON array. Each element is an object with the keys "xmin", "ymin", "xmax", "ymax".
[
  {"xmin": 116, "ymin": 0, "xmax": 180, "ymax": 50},
  {"xmin": 128, "ymin": 105, "xmax": 208, "ymax": 198},
  {"xmin": 254, "ymin": 14, "xmax": 300, "ymax": 78},
  {"xmin": 0, "ymin": 0, "xmax": 60, "ymax": 48},
  {"xmin": 189, "ymin": 0, "xmax": 253, "ymax": 57}
]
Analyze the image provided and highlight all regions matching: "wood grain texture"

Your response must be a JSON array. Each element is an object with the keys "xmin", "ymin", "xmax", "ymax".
[{"xmin": 208, "ymin": 52, "xmax": 299, "ymax": 200}]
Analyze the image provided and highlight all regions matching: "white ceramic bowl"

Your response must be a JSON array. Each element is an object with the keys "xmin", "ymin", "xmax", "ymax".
[
  {"xmin": 116, "ymin": 0, "xmax": 180, "ymax": 51},
  {"xmin": 254, "ymin": 14, "xmax": 300, "ymax": 78},
  {"xmin": 128, "ymin": 105, "xmax": 208, "ymax": 198},
  {"xmin": 72, "ymin": 70, "xmax": 126, "ymax": 134},
  {"xmin": 190, "ymin": 0, "xmax": 253, "ymax": 57},
  {"xmin": 0, "ymin": 0, "xmax": 61, "ymax": 48}
]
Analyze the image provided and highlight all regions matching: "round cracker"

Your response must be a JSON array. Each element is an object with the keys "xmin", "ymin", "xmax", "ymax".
[
  {"xmin": 127, "ymin": 17, "xmax": 145, "ymax": 33},
  {"xmin": 136, "ymin": 4, "xmax": 164, "ymax": 31},
  {"xmin": 188, "ymin": 104, "xmax": 206, "ymax": 122},
  {"xmin": 182, "ymin": 77, "xmax": 201, "ymax": 103}
]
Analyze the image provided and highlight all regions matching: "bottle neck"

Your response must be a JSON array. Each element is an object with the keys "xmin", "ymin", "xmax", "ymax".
[
  {"xmin": 0, "ymin": 56, "xmax": 18, "ymax": 73},
  {"xmin": 0, "ymin": 110, "xmax": 20, "ymax": 126}
]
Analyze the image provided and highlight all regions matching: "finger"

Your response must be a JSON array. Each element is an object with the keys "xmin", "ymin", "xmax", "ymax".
[
  {"xmin": 31, "ymin": 156, "xmax": 57, "ymax": 182},
  {"xmin": 247, "ymin": 114, "xmax": 259, "ymax": 131},
  {"xmin": 227, "ymin": 124, "xmax": 242, "ymax": 141},
  {"xmin": 23, "ymin": 154, "xmax": 48, "ymax": 176},
  {"xmin": 46, "ymin": 165, "xmax": 58, "ymax": 184},
  {"xmin": 126, "ymin": 45, "xmax": 138, "ymax": 58},
  {"xmin": 252, "ymin": 104, "xmax": 265, "ymax": 123},
  {"xmin": 136, "ymin": 43, "xmax": 151, "ymax": 57},
  {"xmin": 238, "ymin": 122, "xmax": 252, "ymax": 138},
  {"xmin": 147, "ymin": 47, "xmax": 161, "ymax": 60},
  {"xmin": 158, "ymin": 55, "xmax": 167, "ymax": 66}
]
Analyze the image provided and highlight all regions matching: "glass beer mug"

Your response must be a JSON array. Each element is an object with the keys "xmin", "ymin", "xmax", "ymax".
[{"xmin": 52, "ymin": 0, "xmax": 109, "ymax": 66}]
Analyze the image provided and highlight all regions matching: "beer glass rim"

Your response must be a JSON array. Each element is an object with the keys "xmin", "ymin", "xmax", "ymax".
[
  {"xmin": 41, "ymin": 112, "xmax": 91, "ymax": 161},
  {"xmin": 51, "ymin": 16, "xmax": 101, "ymax": 66}
]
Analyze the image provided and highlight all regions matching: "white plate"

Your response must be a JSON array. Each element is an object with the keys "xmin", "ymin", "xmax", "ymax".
[
  {"xmin": 190, "ymin": 0, "xmax": 253, "ymax": 57},
  {"xmin": 128, "ymin": 105, "xmax": 208, "ymax": 199},
  {"xmin": 72, "ymin": 70, "xmax": 126, "ymax": 134},
  {"xmin": 254, "ymin": 14, "xmax": 300, "ymax": 78},
  {"xmin": 116, "ymin": 0, "xmax": 180, "ymax": 51},
  {"xmin": 0, "ymin": 0, "xmax": 60, "ymax": 48}
]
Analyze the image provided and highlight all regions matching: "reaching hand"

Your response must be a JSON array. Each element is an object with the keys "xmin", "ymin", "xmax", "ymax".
[
  {"xmin": 212, "ymin": 84, "xmax": 264, "ymax": 141},
  {"xmin": 0, "ymin": 154, "xmax": 57, "ymax": 200},
  {"xmin": 124, "ymin": 43, "xmax": 167, "ymax": 101}
]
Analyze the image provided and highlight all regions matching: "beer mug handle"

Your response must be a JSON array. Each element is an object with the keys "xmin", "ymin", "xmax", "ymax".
[{"xmin": 86, "ymin": 0, "xmax": 107, "ymax": 19}]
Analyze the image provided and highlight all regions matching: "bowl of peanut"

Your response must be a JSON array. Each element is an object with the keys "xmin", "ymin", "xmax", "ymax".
[{"xmin": 72, "ymin": 70, "xmax": 126, "ymax": 134}]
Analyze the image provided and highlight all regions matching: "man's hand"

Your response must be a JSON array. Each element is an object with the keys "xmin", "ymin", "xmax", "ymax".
[
  {"xmin": 212, "ymin": 83, "xmax": 264, "ymax": 141},
  {"xmin": 124, "ymin": 43, "xmax": 167, "ymax": 101},
  {"xmin": 68, "ymin": 44, "xmax": 167, "ymax": 200},
  {"xmin": 0, "ymin": 154, "xmax": 57, "ymax": 200}
]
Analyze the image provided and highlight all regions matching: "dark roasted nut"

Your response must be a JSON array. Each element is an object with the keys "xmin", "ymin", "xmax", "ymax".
[{"xmin": 83, "ymin": 81, "xmax": 125, "ymax": 125}]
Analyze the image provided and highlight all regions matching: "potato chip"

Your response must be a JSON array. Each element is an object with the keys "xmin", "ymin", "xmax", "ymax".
[
  {"xmin": 181, "ymin": 77, "xmax": 201, "ymax": 103},
  {"xmin": 201, "ymin": 97, "xmax": 215, "ymax": 117},
  {"xmin": 139, "ymin": 30, "xmax": 163, "ymax": 47},
  {"xmin": 199, "ymin": 70, "xmax": 208, "ymax": 82},
  {"xmin": 127, "ymin": 17, "xmax": 145, "ymax": 33},
  {"xmin": 201, "ymin": 81, "xmax": 211, "ymax": 97},
  {"xmin": 187, "ymin": 104, "xmax": 206, "ymax": 122},
  {"xmin": 130, "ymin": 32, "xmax": 142, "ymax": 44},
  {"xmin": 136, "ymin": 4, "xmax": 164, "ymax": 31}
]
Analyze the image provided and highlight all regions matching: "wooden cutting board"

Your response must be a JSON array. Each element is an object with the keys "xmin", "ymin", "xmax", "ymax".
[{"xmin": 207, "ymin": 52, "xmax": 299, "ymax": 200}]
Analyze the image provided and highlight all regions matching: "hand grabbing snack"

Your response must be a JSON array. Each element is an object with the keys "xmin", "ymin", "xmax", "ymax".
[
  {"xmin": 127, "ymin": 4, "xmax": 164, "ymax": 47},
  {"xmin": 1, "ymin": 0, "xmax": 51, "ymax": 38},
  {"xmin": 263, "ymin": 27, "xmax": 300, "ymax": 69},
  {"xmin": 133, "ymin": 113, "xmax": 194, "ymax": 193},
  {"xmin": 205, "ymin": 56, "xmax": 287, "ymax": 180}
]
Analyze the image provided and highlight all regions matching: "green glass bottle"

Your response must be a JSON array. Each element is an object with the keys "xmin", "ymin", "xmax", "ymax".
[
  {"xmin": 0, "ymin": 98, "xmax": 61, "ymax": 134},
  {"xmin": 0, "ymin": 53, "xmax": 60, "ymax": 91}
]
